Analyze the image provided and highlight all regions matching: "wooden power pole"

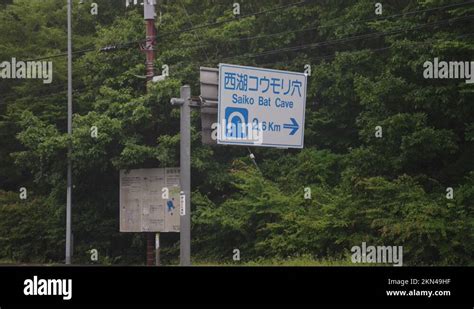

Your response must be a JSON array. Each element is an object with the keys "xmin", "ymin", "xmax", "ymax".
[{"xmin": 144, "ymin": 0, "xmax": 157, "ymax": 266}]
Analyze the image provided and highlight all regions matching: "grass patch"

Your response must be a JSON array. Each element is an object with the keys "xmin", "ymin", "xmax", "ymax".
[{"xmin": 192, "ymin": 255, "xmax": 357, "ymax": 266}]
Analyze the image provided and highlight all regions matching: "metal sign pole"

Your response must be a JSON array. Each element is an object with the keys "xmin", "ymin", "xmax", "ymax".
[
  {"xmin": 65, "ymin": 0, "xmax": 73, "ymax": 265},
  {"xmin": 180, "ymin": 85, "xmax": 191, "ymax": 266},
  {"xmin": 171, "ymin": 85, "xmax": 192, "ymax": 266}
]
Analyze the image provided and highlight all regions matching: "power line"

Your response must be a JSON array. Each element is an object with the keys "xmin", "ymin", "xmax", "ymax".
[
  {"xmin": 172, "ymin": 0, "xmax": 474, "ymax": 50},
  {"xmin": 12, "ymin": 1, "xmax": 307, "ymax": 62},
  {"xmin": 239, "ymin": 32, "xmax": 474, "ymax": 69},
  {"xmin": 115, "ymin": 0, "xmax": 474, "ymax": 55},
  {"xmin": 218, "ymin": 14, "xmax": 474, "ymax": 62},
  {"xmin": 318, "ymin": 0, "xmax": 474, "ymax": 30},
  {"xmin": 1, "ymin": 0, "xmax": 471, "ymax": 105},
  {"xmin": 3, "ymin": 31, "xmax": 472, "ymax": 107},
  {"xmin": 14, "ymin": 1, "xmax": 474, "ymax": 62},
  {"xmin": 23, "ymin": 46, "xmax": 96, "ymax": 62},
  {"xmin": 96, "ymin": 0, "xmax": 311, "ymax": 53},
  {"xmin": 206, "ymin": 32, "xmax": 472, "ymax": 81},
  {"xmin": 156, "ymin": 0, "xmax": 309, "ymax": 38},
  {"xmin": 177, "ymin": 0, "xmax": 211, "ymax": 62},
  {"xmin": 4, "ymin": 14, "xmax": 473, "ymax": 103},
  {"xmin": 3, "ymin": 22, "xmax": 472, "ymax": 104}
]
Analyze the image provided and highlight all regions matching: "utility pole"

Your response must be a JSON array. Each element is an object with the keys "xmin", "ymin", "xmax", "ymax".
[
  {"xmin": 65, "ymin": 0, "xmax": 73, "ymax": 265},
  {"xmin": 143, "ymin": 0, "xmax": 157, "ymax": 266},
  {"xmin": 171, "ymin": 86, "xmax": 192, "ymax": 266}
]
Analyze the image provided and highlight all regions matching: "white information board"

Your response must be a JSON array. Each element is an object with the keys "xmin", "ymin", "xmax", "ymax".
[
  {"xmin": 120, "ymin": 168, "xmax": 180, "ymax": 232},
  {"xmin": 217, "ymin": 63, "xmax": 307, "ymax": 148}
]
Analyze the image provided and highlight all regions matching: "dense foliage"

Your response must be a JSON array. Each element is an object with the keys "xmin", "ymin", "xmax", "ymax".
[{"xmin": 0, "ymin": 0, "xmax": 473, "ymax": 265}]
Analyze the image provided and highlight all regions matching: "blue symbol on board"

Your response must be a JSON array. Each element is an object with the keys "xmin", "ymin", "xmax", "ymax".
[
  {"xmin": 224, "ymin": 107, "xmax": 249, "ymax": 138},
  {"xmin": 283, "ymin": 118, "xmax": 299, "ymax": 135},
  {"xmin": 167, "ymin": 198, "xmax": 175, "ymax": 212}
]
